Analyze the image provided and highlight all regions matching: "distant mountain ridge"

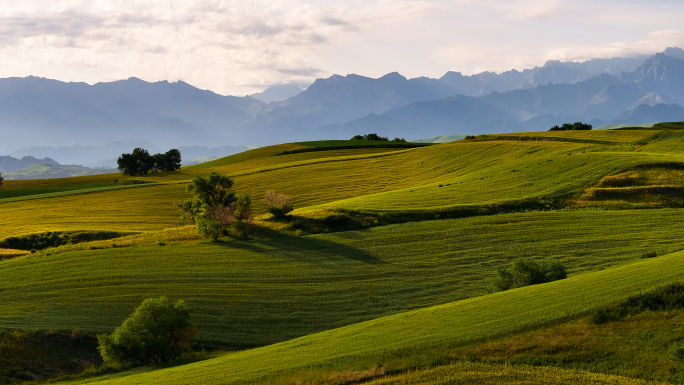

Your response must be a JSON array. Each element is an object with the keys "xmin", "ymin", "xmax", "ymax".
[
  {"xmin": 0, "ymin": 155, "xmax": 59, "ymax": 173},
  {"xmin": 2, "ymin": 48, "xmax": 684, "ymax": 166}
]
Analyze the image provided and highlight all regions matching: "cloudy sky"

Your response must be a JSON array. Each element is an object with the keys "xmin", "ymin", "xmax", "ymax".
[{"xmin": 1, "ymin": 0, "xmax": 684, "ymax": 95}]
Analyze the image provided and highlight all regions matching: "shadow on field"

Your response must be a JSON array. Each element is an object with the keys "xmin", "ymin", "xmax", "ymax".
[{"xmin": 223, "ymin": 229, "xmax": 382, "ymax": 265}]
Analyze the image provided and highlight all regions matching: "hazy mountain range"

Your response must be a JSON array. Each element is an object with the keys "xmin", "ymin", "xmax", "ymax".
[{"xmin": 2, "ymin": 48, "xmax": 684, "ymax": 167}]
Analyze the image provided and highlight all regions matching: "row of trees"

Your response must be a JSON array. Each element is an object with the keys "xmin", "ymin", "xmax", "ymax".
[
  {"xmin": 549, "ymin": 122, "xmax": 593, "ymax": 131},
  {"xmin": 351, "ymin": 133, "xmax": 407, "ymax": 142},
  {"xmin": 117, "ymin": 148, "xmax": 182, "ymax": 176}
]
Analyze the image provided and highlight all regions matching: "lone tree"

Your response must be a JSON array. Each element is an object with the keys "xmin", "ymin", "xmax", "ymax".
[
  {"xmin": 265, "ymin": 191, "xmax": 294, "ymax": 218},
  {"xmin": 97, "ymin": 296, "xmax": 196, "ymax": 367},
  {"xmin": 549, "ymin": 122, "xmax": 592, "ymax": 131},
  {"xmin": 0, "ymin": 173, "xmax": 3, "ymax": 187},
  {"xmin": 180, "ymin": 172, "xmax": 253, "ymax": 239},
  {"xmin": 118, "ymin": 148, "xmax": 182, "ymax": 175}
]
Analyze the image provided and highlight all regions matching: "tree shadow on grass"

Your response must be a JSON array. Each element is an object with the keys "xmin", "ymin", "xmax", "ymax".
[{"xmin": 218, "ymin": 228, "xmax": 383, "ymax": 265}]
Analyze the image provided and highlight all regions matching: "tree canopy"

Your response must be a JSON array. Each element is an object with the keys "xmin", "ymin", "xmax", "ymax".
[
  {"xmin": 351, "ymin": 133, "xmax": 406, "ymax": 142},
  {"xmin": 117, "ymin": 148, "xmax": 182, "ymax": 176},
  {"xmin": 97, "ymin": 296, "xmax": 196, "ymax": 367},
  {"xmin": 549, "ymin": 122, "xmax": 593, "ymax": 131},
  {"xmin": 180, "ymin": 172, "xmax": 253, "ymax": 239}
]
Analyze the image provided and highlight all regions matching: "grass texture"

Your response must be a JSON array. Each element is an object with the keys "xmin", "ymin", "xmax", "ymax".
[
  {"xmin": 65, "ymin": 250, "xmax": 684, "ymax": 385},
  {"xmin": 2, "ymin": 209, "xmax": 684, "ymax": 347}
]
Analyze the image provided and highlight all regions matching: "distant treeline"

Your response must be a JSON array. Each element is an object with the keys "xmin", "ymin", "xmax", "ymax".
[{"xmin": 117, "ymin": 148, "xmax": 181, "ymax": 176}]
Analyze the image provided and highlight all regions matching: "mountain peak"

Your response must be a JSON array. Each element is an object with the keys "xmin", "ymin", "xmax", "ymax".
[
  {"xmin": 379, "ymin": 72, "xmax": 407, "ymax": 81},
  {"xmin": 663, "ymin": 47, "xmax": 684, "ymax": 61}
]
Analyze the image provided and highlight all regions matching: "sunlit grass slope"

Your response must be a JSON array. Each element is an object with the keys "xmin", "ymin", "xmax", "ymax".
[
  {"xmin": 66, "ymin": 251, "xmax": 684, "ymax": 385},
  {"xmin": 364, "ymin": 362, "xmax": 664, "ymax": 385},
  {"xmin": 0, "ymin": 140, "xmax": 588, "ymax": 236},
  {"xmin": 4, "ymin": 129, "xmax": 684, "ymax": 238},
  {"xmin": 314, "ymin": 151, "xmax": 682, "ymax": 211},
  {"xmin": 2, "ymin": 209, "xmax": 684, "ymax": 346}
]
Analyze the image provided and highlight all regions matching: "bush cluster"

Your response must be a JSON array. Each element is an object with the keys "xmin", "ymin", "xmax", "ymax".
[
  {"xmin": 351, "ymin": 133, "xmax": 406, "ymax": 142},
  {"xmin": 0, "ymin": 231, "xmax": 127, "ymax": 251},
  {"xmin": 489, "ymin": 258, "xmax": 568, "ymax": 292},
  {"xmin": 117, "ymin": 148, "xmax": 181, "ymax": 176},
  {"xmin": 264, "ymin": 191, "xmax": 294, "ymax": 218},
  {"xmin": 590, "ymin": 283, "xmax": 684, "ymax": 324},
  {"xmin": 549, "ymin": 122, "xmax": 593, "ymax": 131}
]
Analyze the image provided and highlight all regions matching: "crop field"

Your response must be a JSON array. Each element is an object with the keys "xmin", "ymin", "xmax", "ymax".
[
  {"xmin": 315, "ymin": 151, "xmax": 682, "ymax": 211},
  {"xmin": 63, "ymin": 251, "xmax": 684, "ymax": 385},
  {"xmin": 0, "ymin": 181, "xmax": 117, "ymax": 200},
  {"xmin": 2, "ymin": 209, "xmax": 684, "ymax": 347},
  {"xmin": 485, "ymin": 129, "xmax": 658, "ymax": 143}
]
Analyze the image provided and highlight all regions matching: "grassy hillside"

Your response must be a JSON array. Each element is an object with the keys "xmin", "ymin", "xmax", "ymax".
[
  {"xmin": 2, "ymin": 209, "xmax": 684, "ymax": 347},
  {"xmin": 64, "ymin": 251, "xmax": 684, "ymax": 384},
  {"xmin": 4, "ymin": 130, "xmax": 684, "ymax": 383}
]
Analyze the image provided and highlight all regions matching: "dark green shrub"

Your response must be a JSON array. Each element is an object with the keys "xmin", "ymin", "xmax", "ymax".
[
  {"xmin": 590, "ymin": 283, "xmax": 684, "ymax": 324},
  {"xmin": 465, "ymin": 135, "xmax": 476, "ymax": 140},
  {"xmin": 289, "ymin": 219, "xmax": 305, "ymax": 230},
  {"xmin": 641, "ymin": 251, "xmax": 657, "ymax": 259},
  {"xmin": 590, "ymin": 308, "xmax": 623, "ymax": 324},
  {"xmin": 669, "ymin": 344, "xmax": 684, "ymax": 361},
  {"xmin": 489, "ymin": 258, "xmax": 568, "ymax": 292},
  {"xmin": 350, "ymin": 133, "xmax": 389, "ymax": 141},
  {"xmin": 97, "ymin": 297, "xmax": 196, "ymax": 367},
  {"xmin": 0, "ymin": 231, "xmax": 128, "ymax": 251}
]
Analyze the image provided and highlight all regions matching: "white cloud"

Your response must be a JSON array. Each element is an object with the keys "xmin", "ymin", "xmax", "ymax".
[
  {"xmin": 0, "ymin": 0, "xmax": 444, "ymax": 94},
  {"xmin": 0, "ymin": 1, "xmax": 684, "ymax": 93},
  {"xmin": 542, "ymin": 30, "xmax": 684, "ymax": 62}
]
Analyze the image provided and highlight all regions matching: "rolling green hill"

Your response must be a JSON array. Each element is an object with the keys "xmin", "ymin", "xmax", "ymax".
[
  {"xmin": 4, "ymin": 127, "xmax": 684, "ymax": 383},
  {"xmin": 65, "ymin": 251, "xmax": 684, "ymax": 384}
]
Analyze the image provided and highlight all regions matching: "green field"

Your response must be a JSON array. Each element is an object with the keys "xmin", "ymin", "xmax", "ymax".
[
  {"xmin": 4, "ymin": 128, "xmax": 684, "ymax": 383},
  {"xmin": 3, "ymin": 209, "xmax": 684, "ymax": 347},
  {"xmin": 65, "ymin": 251, "xmax": 684, "ymax": 384}
]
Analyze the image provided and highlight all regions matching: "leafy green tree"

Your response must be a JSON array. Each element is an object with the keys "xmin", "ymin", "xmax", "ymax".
[
  {"xmin": 117, "ymin": 148, "xmax": 155, "ymax": 176},
  {"xmin": 97, "ymin": 297, "xmax": 196, "ymax": 367},
  {"xmin": 153, "ymin": 149, "xmax": 182, "ymax": 172},
  {"xmin": 185, "ymin": 172, "xmax": 236, "ymax": 216},
  {"xmin": 195, "ymin": 217, "xmax": 224, "ymax": 241},
  {"xmin": 180, "ymin": 172, "xmax": 253, "ymax": 239}
]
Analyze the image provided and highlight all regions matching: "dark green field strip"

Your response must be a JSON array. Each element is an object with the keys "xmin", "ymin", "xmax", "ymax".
[
  {"xmin": 0, "ymin": 183, "xmax": 159, "ymax": 204},
  {"xmin": 2, "ymin": 209, "xmax": 684, "ymax": 347},
  {"xmin": 69, "ymin": 250, "xmax": 684, "ymax": 385},
  {"xmin": 0, "ymin": 182, "xmax": 117, "ymax": 199}
]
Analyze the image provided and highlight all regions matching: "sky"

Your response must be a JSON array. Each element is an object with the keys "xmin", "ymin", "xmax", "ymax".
[{"xmin": 1, "ymin": 0, "xmax": 684, "ymax": 96}]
